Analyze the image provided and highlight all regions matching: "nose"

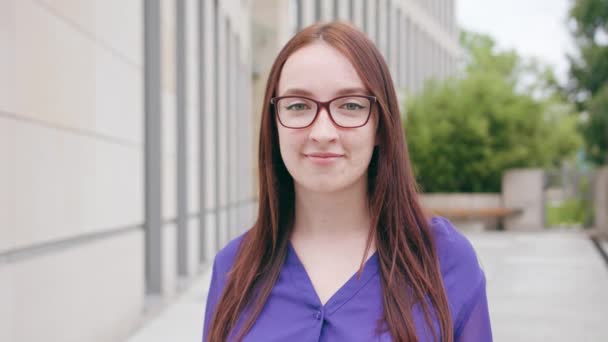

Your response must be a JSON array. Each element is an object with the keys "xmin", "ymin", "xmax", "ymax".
[{"xmin": 309, "ymin": 106, "xmax": 338, "ymax": 143}]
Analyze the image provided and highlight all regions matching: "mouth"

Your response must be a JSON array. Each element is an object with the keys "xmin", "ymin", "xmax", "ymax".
[
  {"xmin": 305, "ymin": 152, "xmax": 343, "ymax": 158},
  {"xmin": 304, "ymin": 153, "xmax": 344, "ymax": 165}
]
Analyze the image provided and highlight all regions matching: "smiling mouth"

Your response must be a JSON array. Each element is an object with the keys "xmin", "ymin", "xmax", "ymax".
[
  {"xmin": 304, "ymin": 153, "xmax": 343, "ymax": 165},
  {"xmin": 305, "ymin": 153, "xmax": 344, "ymax": 158}
]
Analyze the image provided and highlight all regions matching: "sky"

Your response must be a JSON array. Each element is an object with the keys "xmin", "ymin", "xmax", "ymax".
[{"xmin": 457, "ymin": 0, "xmax": 577, "ymax": 84}]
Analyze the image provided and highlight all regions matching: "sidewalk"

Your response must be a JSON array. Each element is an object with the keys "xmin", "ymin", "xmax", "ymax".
[
  {"xmin": 468, "ymin": 229, "xmax": 608, "ymax": 341},
  {"xmin": 126, "ymin": 267, "xmax": 213, "ymax": 342},
  {"xmin": 125, "ymin": 230, "xmax": 608, "ymax": 342}
]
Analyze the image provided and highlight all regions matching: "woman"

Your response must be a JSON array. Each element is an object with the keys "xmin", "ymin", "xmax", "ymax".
[{"xmin": 203, "ymin": 22, "xmax": 492, "ymax": 342}]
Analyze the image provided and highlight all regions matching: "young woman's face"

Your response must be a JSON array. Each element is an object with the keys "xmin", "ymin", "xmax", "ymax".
[{"xmin": 275, "ymin": 41, "xmax": 378, "ymax": 194}]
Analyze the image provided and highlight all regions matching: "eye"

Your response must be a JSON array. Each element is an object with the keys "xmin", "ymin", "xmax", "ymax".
[
  {"xmin": 285, "ymin": 103, "xmax": 310, "ymax": 111},
  {"xmin": 341, "ymin": 102, "xmax": 365, "ymax": 110}
]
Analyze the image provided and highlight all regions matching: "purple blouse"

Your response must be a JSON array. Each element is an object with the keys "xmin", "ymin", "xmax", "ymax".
[{"xmin": 202, "ymin": 217, "xmax": 492, "ymax": 341}]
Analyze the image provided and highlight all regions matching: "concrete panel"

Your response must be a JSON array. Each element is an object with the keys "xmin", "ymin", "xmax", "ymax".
[
  {"xmin": 187, "ymin": 217, "xmax": 201, "ymax": 276},
  {"xmin": 1, "ymin": 117, "xmax": 143, "ymax": 251},
  {"xmin": 185, "ymin": 0, "xmax": 199, "ymax": 110},
  {"xmin": 93, "ymin": 44, "xmax": 144, "ymax": 145},
  {"xmin": 162, "ymin": 223, "xmax": 178, "ymax": 297},
  {"xmin": 162, "ymin": 93, "xmax": 177, "ymax": 159},
  {"xmin": 351, "ymin": 0, "xmax": 364, "ymax": 28},
  {"xmin": 0, "ymin": 118, "xmax": 17, "ymax": 252},
  {"xmin": 202, "ymin": 0, "xmax": 216, "ymax": 212},
  {"xmin": 336, "ymin": 0, "xmax": 350, "ymax": 21},
  {"xmin": 0, "ymin": 0, "xmax": 17, "ymax": 114},
  {"xmin": 594, "ymin": 166, "xmax": 608, "ymax": 231},
  {"xmin": 36, "ymin": 0, "xmax": 143, "ymax": 66},
  {"xmin": 11, "ymin": 0, "xmax": 143, "ymax": 144},
  {"xmin": 203, "ymin": 212, "xmax": 217, "ymax": 261},
  {"xmin": 377, "ymin": 0, "xmax": 387, "ymax": 60},
  {"xmin": 203, "ymin": 104, "xmax": 216, "ymax": 211},
  {"xmin": 5, "ymin": 229, "xmax": 144, "ymax": 342},
  {"xmin": 14, "ymin": 0, "xmax": 93, "ymax": 128},
  {"xmin": 235, "ymin": 66, "xmax": 255, "ymax": 204},
  {"xmin": 389, "ymin": 5, "xmax": 399, "ymax": 83},
  {"xmin": 219, "ymin": 209, "xmax": 228, "ymax": 249},
  {"xmin": 365, "ymin": 0, "xmax": 376, "ymax": 39},
  {"xmin": 161, "ymin": 0, "xmax": 176, "ymax": 95},
  {"xmin": 320, "ymin": 0, "xmax": 334, "ymax": 21},
  {"xmin": 280, "ymin": 0, "xmax": 296, "ymax": 43},
  {"xmin": 301, "ymin": 0, "xmax": 316, "ymax": 27},
  {"xmin": 0, "ymin": 263, "xmax": 15, "ymax": 342},
  {"xmin": 187, "ymin": 139, "xmax": 200, "ymax": 214},
  {"xmin": 217, "ymin": 15, "xmax": 228, "ymax": 208},
  {"xmin": 185, "ymin": 0, "xmax": 200, "ymax": 214},
  {"xmin": 162, "ymin": 87, "xmax": 177, "ymax": 222},
  {"xmin": 236, "ymin": 201, "xmax": 257, "ymax": 235},
  {"xmin": 163, "ymin": 154, "xmax": 178, "ymax": 222},
  {"xmin": 503, "ymin": 168, "xmax": 545, "ymax": 231}
]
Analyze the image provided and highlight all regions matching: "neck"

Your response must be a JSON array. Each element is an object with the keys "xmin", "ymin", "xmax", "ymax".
[{"xmin": 291, "ymin": 179, "xmax": 372, "ymax": 243}]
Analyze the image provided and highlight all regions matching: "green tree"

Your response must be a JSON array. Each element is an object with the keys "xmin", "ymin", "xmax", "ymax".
[
  {"xmin": 567, "ymin": 0, "xmax": 608, "ymax": 164},
  {"xmin": 405, "ymin": 32, "xmax": 582, "ymax": 193}
]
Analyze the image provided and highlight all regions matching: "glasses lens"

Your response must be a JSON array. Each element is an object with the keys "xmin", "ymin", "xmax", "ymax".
[
  {"xmin": 329, "ymin": 96, "xmax": 371, "ymax": 127},
  {"xmin": 276, "ymin": 97, "xmax": 317, "ymax": 128}
]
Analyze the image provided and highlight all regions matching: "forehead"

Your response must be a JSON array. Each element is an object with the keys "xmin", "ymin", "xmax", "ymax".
[{"xmin": 277, "ymin": 41, "xmax": 367, "ymax": 100}]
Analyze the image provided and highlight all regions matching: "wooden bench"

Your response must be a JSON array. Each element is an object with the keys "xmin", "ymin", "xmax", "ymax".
[
  {"xmin": 428, "ymin": 207, "xmax": 523, "ymax": 219},
  {"xmin": 426, "ymin": 207, "xmax": 523, "ymax": 230}
]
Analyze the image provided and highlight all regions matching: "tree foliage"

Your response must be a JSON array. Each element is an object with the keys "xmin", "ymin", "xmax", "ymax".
[
  {"xmin": 567, "ymin": 0, "xmax": 608, "ymax": 164},
  {"xmin": 405, "ymin": 32, "xmax": 582, "ymax": 193}
]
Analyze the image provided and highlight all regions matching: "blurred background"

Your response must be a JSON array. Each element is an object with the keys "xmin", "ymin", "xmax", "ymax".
[{"xmin": 0, "ymin": 0, "xmax": 606, "ymax": 341}]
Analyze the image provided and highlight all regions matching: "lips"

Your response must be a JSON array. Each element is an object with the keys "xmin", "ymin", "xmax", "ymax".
[
  {"xmin": 305, "ymin": 152, "xmax": 343, "ymax": 158},
  {"xmin": 304, "ymin": 152, "xmax": 343, "ymax": 166}
]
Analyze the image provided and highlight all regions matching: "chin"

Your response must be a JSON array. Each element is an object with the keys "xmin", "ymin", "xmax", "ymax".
[{"xmin": 300, "ymin": 177, "xmax": 349, "ymax": 193}]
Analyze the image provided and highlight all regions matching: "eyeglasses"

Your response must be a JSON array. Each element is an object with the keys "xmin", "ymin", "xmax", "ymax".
[{"xmin": 270, "ymin": 95, "xmax": 377, "ymax": 129}]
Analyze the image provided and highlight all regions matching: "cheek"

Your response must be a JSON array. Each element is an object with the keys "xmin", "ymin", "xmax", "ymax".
[
  {"xmin": 351, "ymin": 129, "xmax": 377, "ymax": 157},
  {"xmin": 277, "ymin": 128, "xmax": 304, "ymax": 162}
]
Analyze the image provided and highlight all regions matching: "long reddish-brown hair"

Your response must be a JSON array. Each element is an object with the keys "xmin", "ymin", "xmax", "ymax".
[{"xmin": 207, "ymin": 22, "xmax": 453, "ymax": 342}]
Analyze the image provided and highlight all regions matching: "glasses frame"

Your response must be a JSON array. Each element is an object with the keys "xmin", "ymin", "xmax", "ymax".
[{"xmin": 270, "ymin": 94, "xmax": 378, "ymax": 129}]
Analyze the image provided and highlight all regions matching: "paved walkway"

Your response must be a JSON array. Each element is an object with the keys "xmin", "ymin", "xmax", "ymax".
[
  {"xmin": 125, "ymin": 230, "xmax": 608, "ymax": 342},
  {"xmin": 468, "ymin": 229, "xmax": 608, "ymax": 341},
  {"xmin": 126, "ymin": 267, "xmax": 213, "ymax": 342}
]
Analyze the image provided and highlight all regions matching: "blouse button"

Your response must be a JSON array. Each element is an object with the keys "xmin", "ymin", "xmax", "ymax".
[{"xmin": 314, "ymin": 310, "xmax": 322, "ymax": 320}]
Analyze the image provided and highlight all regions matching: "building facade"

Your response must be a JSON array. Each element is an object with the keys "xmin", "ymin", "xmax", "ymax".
[
  {"xmin": 0, "ymin": 0, "xmax": 254, "ymax": 341},
  {"xmin": 0, "ymin": 1, "xmax": 458, "ymax": 341},
  {"xmin": 252, "ymin": 0, "xmax": 459, "ymax": 116}
]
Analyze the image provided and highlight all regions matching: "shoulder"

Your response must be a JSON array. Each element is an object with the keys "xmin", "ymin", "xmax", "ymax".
[
  {"xmin": 428, "ymin": 216, "xmax": 487, "ymax": 325},
  {"xmin": 203, "ymin": 232, "xmax": 249, "ymax": 339},
  {"xmin": 429, "ymin": 216, "xmax": 483, "ymax": 280},
  {"xmin": 204, "ymin": 231, "xmax": 249, "ymax": 311},
  {"xmin": 212, "ymin": 231, "xmax": 249, "ymax": 275}
]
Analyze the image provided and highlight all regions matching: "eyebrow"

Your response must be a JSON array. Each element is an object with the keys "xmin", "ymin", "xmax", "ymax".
[{"xmin": 281, "ymin": 87, "xmax": 369, "ymax": 97}]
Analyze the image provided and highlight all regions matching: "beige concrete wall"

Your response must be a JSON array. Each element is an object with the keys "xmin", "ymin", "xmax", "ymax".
[
  {"xmin": 0, "ymin": 1, "xmax": 146, "ymax": 341},
  {"xmin": 503, "ymin": 169, "xmax": 546, "ymax": 230},
  {"xmin": 0, "ymin": 0, "xmax": 143, "ymax": 143},
  {"xmin": 0, "ymin": 230, "xmax": 144, "ymax": 342},
  {"xmin": 185, "ymin": 0, "xmax": 200, "ymax": 216},
  {"xmin": 0, "ymin": 0, "xmax": 144, "ymax": 252},
  {"xmin": 0, "ymin": 117, "xmax": 144, "ymax": 252},
  {"xmin": 594, "ymin": 166, "xmax": 608, "ymax": 231},
  {"xmin": 201, "ymin": 0, "xmax": 256, "ymax": 256},
  {"xmin": 162, "ymin": 223, "xmax": 178, "ymax": 297}
]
